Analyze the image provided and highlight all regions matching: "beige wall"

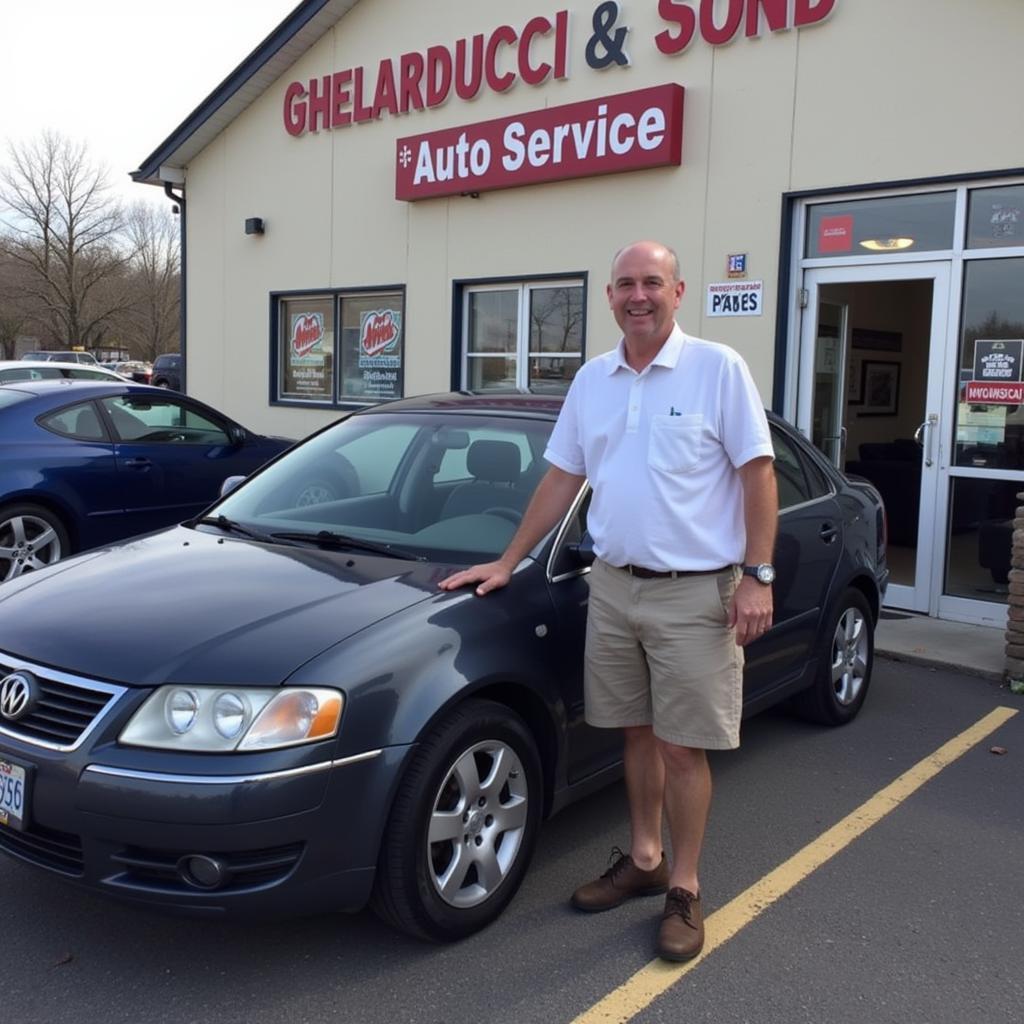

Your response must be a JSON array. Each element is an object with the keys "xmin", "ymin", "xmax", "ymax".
[{"xmin": 180, "ymin": 0, "xmax": 1024, "ymax": 436}]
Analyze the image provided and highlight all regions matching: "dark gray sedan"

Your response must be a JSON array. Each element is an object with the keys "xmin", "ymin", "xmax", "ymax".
[{"xmin": 0, "ymin": 393, "xmax": 886, "ymax": 940}]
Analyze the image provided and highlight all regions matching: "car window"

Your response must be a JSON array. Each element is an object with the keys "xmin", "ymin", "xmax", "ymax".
[
  {"xmin": 0, "ymin": 367, "xmax": 53, "ymax": 381},
  {"xmin": 550, "ymin": 488, "xmax": 591, "ymax": 577},
  {"xmin": 771, "ymin": 425, "xmax": 830, "ymax": 510},
  {"xmin": 101, "ymin": 396, "xmax": 230, "ymax": 445},
  {"xmin": 436, "ymin": 428, "xmax": 534, "ymax": 482},
  {"xmin": 334, "ymin": 423, "xmax": 419, "ymax": 494},
  {"xmin": 39, "ymin": 402, "xmax": 107, "ymax": 441},
  {"xmin": 70, "ymin": 367, "xmax": 116, "ymax": 380},
  {"xmin": 215, "ymin": 412, "xmax": 555, "ymax": 563}
]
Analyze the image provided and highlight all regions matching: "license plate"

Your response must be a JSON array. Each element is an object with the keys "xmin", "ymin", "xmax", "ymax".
[{"xmin": 0, "ymin": 758, "xmax": 28, "ymax": 831}]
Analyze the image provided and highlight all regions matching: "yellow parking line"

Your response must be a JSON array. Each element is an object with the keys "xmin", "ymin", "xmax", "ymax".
[{"xmin": 572, "ymin": 705, "xmax": 1018, "ymax": 1024}]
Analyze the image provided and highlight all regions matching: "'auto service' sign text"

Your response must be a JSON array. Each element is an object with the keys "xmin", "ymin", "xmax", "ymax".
[{"xmin": 395, "ymin": 84, "xmax": 683, "ymax": 200}]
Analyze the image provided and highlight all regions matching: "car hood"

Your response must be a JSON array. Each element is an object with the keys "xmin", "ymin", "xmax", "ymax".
[{"xmin": 0, "ymin": 527, "xmax": 443, "ymax": 686}]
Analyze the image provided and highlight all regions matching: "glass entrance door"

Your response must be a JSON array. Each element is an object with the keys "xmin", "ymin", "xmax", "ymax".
[{"xmin": 798, "ymin": 262, "xmax": 952, "ymax": 612}]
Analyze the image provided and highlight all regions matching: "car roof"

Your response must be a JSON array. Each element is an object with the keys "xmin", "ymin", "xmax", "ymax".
[
  {"xmin": 0, "ymin": 378, "xmax": 161, "ymax": 401},
  {"xmin": 0, "ymin": 359, "xmax": 122, "ymax": 375},
  {"xmin": 359, "ymin": 391, "xmax": 567, "ymax": 420}
]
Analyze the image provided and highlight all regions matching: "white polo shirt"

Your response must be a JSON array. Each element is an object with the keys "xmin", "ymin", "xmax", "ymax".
[{"xmin": 544, "ymin": 324, "xmax": 773, "ymax": 571}]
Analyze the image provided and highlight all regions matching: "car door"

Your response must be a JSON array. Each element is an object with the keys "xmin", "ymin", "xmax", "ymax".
[
  {"xmin": 99, "ymin": 394, "xmax": 259, "ymax": 533},
  {"xmin": 31, "ymin": 400, "xmax": 123, "ymax": 548},
  {"xmin": 544, "ymin": 489, "xmax": 623, "ymax": 783},
  {"xmin": 742, "ymin": 423, "xmax": 844, "ymax": 704}
]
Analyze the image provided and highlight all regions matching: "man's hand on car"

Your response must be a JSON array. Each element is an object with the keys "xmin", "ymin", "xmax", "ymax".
[{"xmin": 438, "ymin": 561, "xmax": 513, "ymax": 596}]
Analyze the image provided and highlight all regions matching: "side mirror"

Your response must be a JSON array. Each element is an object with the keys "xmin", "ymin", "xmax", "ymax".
[
  {"xmin": 227, "ymin": 425, "xmax": 247, "ymax": 447},
  {"xmin": 567, "ymin": 530, "xmax": 596, "ymax": 567},
  {"xmin": 219, "ymin": 475, "xmax": 246, "ymax": 497}
]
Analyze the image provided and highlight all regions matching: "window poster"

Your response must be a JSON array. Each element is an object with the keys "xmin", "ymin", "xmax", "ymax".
[
  {"xmin": 281, "ymin": 298, "xmax": 333, "ymax": 400},
  {"xmin": 341, "ymin": 294, "xmax": 404, "ymax": 401}
]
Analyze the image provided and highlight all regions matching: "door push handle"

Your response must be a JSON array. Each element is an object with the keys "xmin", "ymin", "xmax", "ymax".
[
  {"xmin": 819, "ymin": 522, "xmax": 839, "ymax": 543},
  {"xmin": 913, "ymin": 414, "xmax": 939, "ymax": 467}
]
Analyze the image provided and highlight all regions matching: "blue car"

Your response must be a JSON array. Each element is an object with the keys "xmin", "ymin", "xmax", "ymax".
[{"xmin": 0, "ymin": 379, "xmax": 293, "ymax": 581}]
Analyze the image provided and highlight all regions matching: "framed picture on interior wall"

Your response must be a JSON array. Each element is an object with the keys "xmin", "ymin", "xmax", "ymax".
[
  {"xmin": 860, "ymin": 360, "xmax": 901, "ymax": 416},
  {"xmin": 852, "ymin": 327, "xmax": 902, "ymax": 352}
]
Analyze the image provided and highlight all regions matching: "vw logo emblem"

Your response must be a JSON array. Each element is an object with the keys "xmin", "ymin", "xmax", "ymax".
[{"xmin": 0, "ymin": 672, "xmax": 36, "ymax": 722}]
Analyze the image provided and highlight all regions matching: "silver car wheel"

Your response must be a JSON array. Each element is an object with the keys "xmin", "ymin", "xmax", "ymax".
[
  {"xmin": 0, "ymin": 511, "xmax": 64, "ymax": 581},
  {"xmin": 831, "ymin": 605, "xmax": 869, "ymax": 706},
  {"xmin": 427, "ymin": 739, "xmax": 529, "ymax": 909},
  {"xmin": 294, "ymin": 481, "xmax": 338, "ymax": 506}
]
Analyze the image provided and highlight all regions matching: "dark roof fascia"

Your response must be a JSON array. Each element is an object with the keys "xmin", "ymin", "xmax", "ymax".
[{"xmin": 131, "ymin": 0, "xmax": 342, "ymax": 187}]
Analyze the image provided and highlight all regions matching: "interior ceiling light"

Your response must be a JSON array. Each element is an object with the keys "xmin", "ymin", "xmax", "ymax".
[{"xmin": 858, "ymin": 237, "xmax": 915, "ymax": 251}]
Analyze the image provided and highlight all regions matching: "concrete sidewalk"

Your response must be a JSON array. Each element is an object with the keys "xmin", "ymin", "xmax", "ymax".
[{"xmin": 875, "ymin": 610, "xmax": 1007, "ymax": 681}]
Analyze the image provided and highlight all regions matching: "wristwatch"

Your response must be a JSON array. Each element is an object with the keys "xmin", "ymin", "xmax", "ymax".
[{"xmin": 742, "ymin": 563, "xmax": 776, "ymax": 585}]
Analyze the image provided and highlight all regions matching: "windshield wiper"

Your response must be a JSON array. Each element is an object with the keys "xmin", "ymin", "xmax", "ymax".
[
  {"xmin": 271, "ymin": 529, "xmax": 426, "ymax": 561},
  {"xmin": 194, "ymin": 514, "xmax": 285, "ymax": 545}
]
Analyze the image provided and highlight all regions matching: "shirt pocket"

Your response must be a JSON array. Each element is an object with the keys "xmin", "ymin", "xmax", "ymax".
[{"xmin": 648, "ymin": 414, "xmax": 703, "ymax": 474}]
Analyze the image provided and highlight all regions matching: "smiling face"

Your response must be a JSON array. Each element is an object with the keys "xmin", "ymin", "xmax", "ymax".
[{"xmin": 607, "ymin": 242, "xmax": 685, "ymax": 353}]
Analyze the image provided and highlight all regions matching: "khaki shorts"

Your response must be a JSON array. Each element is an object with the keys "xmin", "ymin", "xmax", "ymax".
[{"xmin": 584, "ymin": 560, "xmax": 744, "ymax": 750}]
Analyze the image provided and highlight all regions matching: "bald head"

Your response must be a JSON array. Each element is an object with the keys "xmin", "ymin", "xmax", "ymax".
[
  {"xmin": 606, "ymin": 240, "xmax": 685, "ymax": 351},
  {"xmin": 611, "ymin": 241, "xmax": 681, "ymax": 286}
]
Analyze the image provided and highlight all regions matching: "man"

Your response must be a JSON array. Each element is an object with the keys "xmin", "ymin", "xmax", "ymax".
[{"xmin": 439, "ymin": 240, "xmax": 777, "ymax": 961}]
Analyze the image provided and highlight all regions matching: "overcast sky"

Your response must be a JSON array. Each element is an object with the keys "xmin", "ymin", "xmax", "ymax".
[{"xmin": 2, "ymin": 1, "xmax": 298, "ymax": 209}]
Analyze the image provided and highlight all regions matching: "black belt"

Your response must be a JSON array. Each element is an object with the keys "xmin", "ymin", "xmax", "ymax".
[{"xmin": 616, "ymin": 564, "xmax": 729, "ymax": 580}]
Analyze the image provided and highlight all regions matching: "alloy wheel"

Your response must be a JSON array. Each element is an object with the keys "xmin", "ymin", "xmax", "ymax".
[
  {"xmin": 427, "ymin": 740, "xmax": 529, "ymax": 909},
  {"xmin": 0, "ymin": 512, "xmax": 64, "ymax": 581},
  {"xmin": 831, "ymin": 605, "xmax": 869, "ymax": 706}
]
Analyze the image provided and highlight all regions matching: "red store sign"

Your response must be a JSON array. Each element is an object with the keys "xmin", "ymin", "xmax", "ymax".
[
  {"xmin": 395, "ymin": 84, "xmax": 684, "ymax": 201},
  {"xmin": 965, "ymin": 381, "xmax": 1024, "ymax": 405}
]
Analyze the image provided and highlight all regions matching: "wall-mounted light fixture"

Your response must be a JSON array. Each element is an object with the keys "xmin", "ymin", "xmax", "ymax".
[{"xmin": 244, "ymin": 217, "xmax": 265, "ymax": 235}]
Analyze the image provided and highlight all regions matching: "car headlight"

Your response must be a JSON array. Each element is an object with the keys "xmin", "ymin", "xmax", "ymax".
[{"xmin": 120, "ymin": 686, "xmax": 344, "ymax": 752}]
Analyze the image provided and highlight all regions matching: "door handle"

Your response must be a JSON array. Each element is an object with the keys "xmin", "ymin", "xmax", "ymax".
[
  {"xmin": 123, "ymin": 457, "xmax": 152, "ymax": 470},
  {"xmin": 913, "ymin": 414, "xmax": 939, "ymax": 467},
  {"xmin": 819, "ymin": 522, "xmax": 839, "ymax": 543}
]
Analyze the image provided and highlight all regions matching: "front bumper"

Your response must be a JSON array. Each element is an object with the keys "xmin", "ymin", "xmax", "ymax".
[{"xmin": 0, "ymin": 657, "xmax": 410, "ymax": 918}]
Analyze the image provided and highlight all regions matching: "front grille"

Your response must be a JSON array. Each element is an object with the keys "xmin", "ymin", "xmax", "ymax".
[
  {"xmin": 109, "ymin": 843, "xmax": 304, "ymax": 894},
  {"xmin": 0, "ymin": 821, "xmax": 84, "ymax": 875},
  {"xmin": 0, "ymin": 654, "xmax": 125, "ymax": 749}
]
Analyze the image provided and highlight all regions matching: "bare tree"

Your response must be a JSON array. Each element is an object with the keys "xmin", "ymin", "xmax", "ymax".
[
  {"xmin": 115, "ymin": 202, "xmax": 180, "ymax": 361},
  {"xmin": 0, "ymin": 250, "xmax": 31, "ymax": 358},
  {"xmin": 529, "ymin": 286, "xmax": 584, "ymax": 354},
  {"xmin": 0, "ymin": 131, "xmax": 136, "ymax": 349}
]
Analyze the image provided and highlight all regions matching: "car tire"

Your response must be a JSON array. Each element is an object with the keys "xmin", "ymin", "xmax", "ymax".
[
  {"xmin": 794, "ymin": 587, "xmax": 874, "ymax": 726},
  {"xmin": 292, "ymin": 456, "xmax": 359, "ymax": 507},
  {"xmin": 293, "ymin": 477, "xmax": 344, "ymax": 507},
  {"xmin": 0, "ymin": 503, "xmax": 70, "ymax": 582},
  {"xmin": 154, "ymin": 379, "xmax": 170, "ymax": 388},
  {"xmin": 371, "ymin": 699, "xmax": 543, "ymax": 941}
]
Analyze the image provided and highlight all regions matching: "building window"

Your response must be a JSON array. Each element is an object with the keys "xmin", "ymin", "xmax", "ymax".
[
  {"xmin": 279, "ymin": 295, "xmax": 334, "ymax": 403},
  {"xmin": 805, "ymin": 192, "xmax": 956, "ymax": 258},
  {"xmin": 274, "ymin": 289, "xmax": 405, "ymax": 406},
  {"xmin": 461, "ymin": 279, "xmax": 584, "ymax": 393},
  {"xmin": 967, "ymin": 185, "xmax": 1024, "ymax": 249}
]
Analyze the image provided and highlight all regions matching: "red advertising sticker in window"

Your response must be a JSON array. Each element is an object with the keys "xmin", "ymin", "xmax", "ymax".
[
  {"xmin": 818, "ymin": 215, "xmax": 854, "ymax": 254},
  {"xmin": 359, "ymin": 309, "xmax": 402, "ymax": 367},
  {"xmin": 291, "ymin": 313, "xmax": 325, "ymax": 359}
]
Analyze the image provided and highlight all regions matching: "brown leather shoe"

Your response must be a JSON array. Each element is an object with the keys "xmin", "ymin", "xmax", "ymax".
[
  {"xmin": 570, "ymin": 847, "xmax": 669, "ymax": 912},
  {"xmin": 657, "ymin": 887, "xmax": 704, "ymax": 961}
]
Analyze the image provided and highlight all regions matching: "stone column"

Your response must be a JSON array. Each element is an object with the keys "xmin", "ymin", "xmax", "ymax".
[{"xmin": 1006, "ymin": 489, "xmax": 1024, "ymax": 693}]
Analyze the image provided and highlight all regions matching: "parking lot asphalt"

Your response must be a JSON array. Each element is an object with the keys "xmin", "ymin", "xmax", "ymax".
[{"xmin": 3, "ymin": 656, "xmax": 1022, "ymax": 1024}]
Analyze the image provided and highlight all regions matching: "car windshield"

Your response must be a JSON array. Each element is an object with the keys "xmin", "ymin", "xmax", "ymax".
[{"xmin": 211, "ymin": 411, "xmax": 554, "ymax": 563}]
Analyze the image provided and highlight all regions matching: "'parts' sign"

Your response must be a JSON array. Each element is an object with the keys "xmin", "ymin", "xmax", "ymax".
[
  {"xmin": 395, "ymin": 84, "xmax": 683, "ymax": 200},
  {"xmin": 706, "ymin": 280, "xmax": 763, "ymax": 317}
]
